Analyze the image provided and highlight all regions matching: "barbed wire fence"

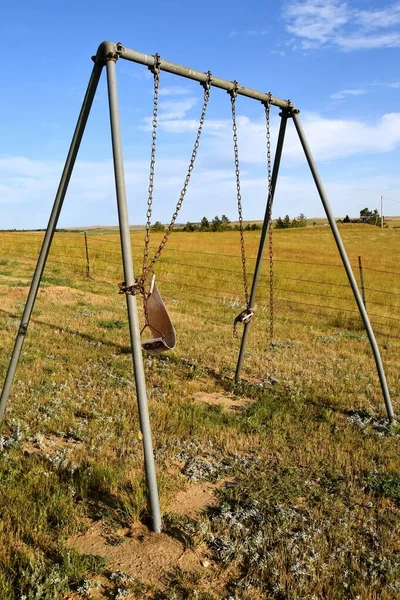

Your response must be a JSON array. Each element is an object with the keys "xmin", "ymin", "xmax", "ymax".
[{"xmin": 1, "ymin": 231, "xmax": 400, "ymax": 344}]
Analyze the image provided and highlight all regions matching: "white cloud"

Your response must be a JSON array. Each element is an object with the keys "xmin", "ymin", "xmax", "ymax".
[
  {"xmin": 283, "ymin": 0, "xmax": 400, "ymax": 50},
  {"xmin": 355, "ymin": 4, "xmax": 400, "ymax": 29},
  {"xmin": 2, "ymin": 111, "xmax": 400, "ymax": 228},
  {"xmin": 285, "ymin": 112, "xmax": 400, "ymax": 160},
  {"xmin": 336, "ymin": 31, "xmax": 400, "ymax": 50},
  {"xmin": 149, "ymin": 119, "xmax": 228, "ymax": 134},
  {"xmin": 159, "ymin": 98, "xmax": 199, "ymax": 120},
  {"xmin": 369, "ymin": 81, "xmax": 400, "ymax": 89},
  {"xmin": 330, "ymin": 88, "xmax": 366, "ymax": 100},
  {"xmin": 2, "ymin": 153, "xmax": 399, "ymax": 230},
  {"xmin": 158, "ymin": 86, "xmax": 192, "ymax": 96},
  {"xmin": 139, "ymin": 97, "xmax": 199, "ymax": 131},
  {"xmin": 198, "ymin": 111, "xmax": 400, "ymax": 164},
  {"xmin": 285, "ymin": 0, "xmax": 348, "ymax": 44}
]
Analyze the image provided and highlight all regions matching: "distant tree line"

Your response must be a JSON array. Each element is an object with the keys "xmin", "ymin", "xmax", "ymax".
[
  {"xmin": 151, "ymin": 215, "xmax": 262, "ymax": 232},
  {"xmin": 274, "ymin": 213, "xmax": 307, "ymax": 229}
]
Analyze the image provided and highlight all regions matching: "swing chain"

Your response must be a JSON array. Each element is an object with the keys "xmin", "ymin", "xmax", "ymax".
[
  {"xmin": 229, "ymin": 81, "xmax": 250, "ymax": 312},
  {"xmin": 141, "ymin": 69, "xmax": 212, "ymax": 288},
  {"xmin": 264, "ymin": 93, "xmax": 274, "ymax": 342},
  {"xmin": 118, "ymin": 281, "xmax": 145, "ymax": 296},
  {"xmin": 142, "ymin": 53, "xmax": 161, "ymax": 286}
]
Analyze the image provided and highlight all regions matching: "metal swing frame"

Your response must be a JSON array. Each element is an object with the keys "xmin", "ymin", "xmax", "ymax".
[{"xmin": 0, "ymin": 41, "xmax": 395, "ymax": 535}]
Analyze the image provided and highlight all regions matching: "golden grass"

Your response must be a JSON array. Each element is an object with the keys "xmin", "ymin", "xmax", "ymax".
[{"xmin": 0, "ymin": 224, "xmax": 399, "ymax": 598}]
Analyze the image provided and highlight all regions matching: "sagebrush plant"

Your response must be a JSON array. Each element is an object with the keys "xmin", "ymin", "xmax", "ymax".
[{"xmin": 0, "ymin": 225, "xmax": 399, "ymax": 598}]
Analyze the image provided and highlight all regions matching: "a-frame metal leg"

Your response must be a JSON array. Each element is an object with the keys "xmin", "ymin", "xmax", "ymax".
[
  {"xmin": 292, "ymin": 111, "xmax": 395, "ymax": 423},
  {"xmin": 0, "ymin": 61, "xmax": 103, "ymax": 422},
  {"xmin": 105, "ymin": 58, "xmax": 162, "ymax": 532},
  {"xmin": 235, "ymin": 111, "xmax": 288, "ymax": 382}
]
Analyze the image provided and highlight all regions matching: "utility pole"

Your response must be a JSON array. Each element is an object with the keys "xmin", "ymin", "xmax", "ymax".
[{"xmin": 381, "ymin": 195, "xmax": 384, "ymax": 229}]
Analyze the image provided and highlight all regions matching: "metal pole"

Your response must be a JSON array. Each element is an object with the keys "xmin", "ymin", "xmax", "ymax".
[
  {"xmin": 292, "ymin": 112, "xmax": 395, "ymax": 423},
  {"xmin": 105, "ymin": 58, "xmax": 162, "ymax": 533},
  {"xmin": 235, "ymin": 112, "xmax": 288, "ymax": 382},
  {"xmin": 84, "ymin": 232, "xmax": 91, "ymax": 278},
  {"xmin": 381, "ymin": 196, "xmax": 384, "ymax": 229},
  {"xmin": 358, "ymin": 256, "xmax": 366, "ymax": 309},
  {"xmin": 0, "ymin": 62, "xmax": 103, "ymax": 423},
  {"xmin": 114, "ymin": 42, "xmax": 291, "ymax": 110}
]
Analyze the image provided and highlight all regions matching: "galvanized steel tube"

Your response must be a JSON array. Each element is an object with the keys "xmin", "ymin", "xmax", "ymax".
[
  {"xmin": 105, "ymin": 58, "xmax": 162, "ymax": 532},
  {"xmin": 115, "ymin": 43, "xmax": 291, "ymax": 110},
  {"xmin": 235, "ymin": 112, "xmax": 288, "ymax": 382},
  {"xmin": 0, "ymin": 62, "xmax": 103, "ymax": 422},
  {"xmin": 292, "ymin": 112, "xmax": 395, "ymax": 423}
]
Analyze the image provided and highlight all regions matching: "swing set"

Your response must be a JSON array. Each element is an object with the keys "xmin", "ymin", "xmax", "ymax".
[{"xmin": 0, "ymin": 41, "xmax": 395, "ymax": 534}]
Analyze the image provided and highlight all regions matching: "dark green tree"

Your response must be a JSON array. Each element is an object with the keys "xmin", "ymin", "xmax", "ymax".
[
  {"xmin": 211, "ymin": 216, "xmax": 222, "ymax": 231},
  {"xmin": 183, "ymin": 221, "xmax": 197, "ymax": 232},
  {"xmin": 360, "ymin": 208, "xmax": 380, "ymax": 225},
  {"xmin": 297, "ymin": 213, "xmax": 307, "ymax": 227},
  {"xmin": 220, "ymin": 215, "xmax": 231, "ymax": 231},
  {"xmin": 283, "ymin": 215, "xmax": 291, "ymax": 228},
  {"xmin": 151, "ymin": 221, "xmax": 165, "ymax": 232},
  {"xmin": 200, "ymin": 217, "xmax": 210, "ymax": 231}
]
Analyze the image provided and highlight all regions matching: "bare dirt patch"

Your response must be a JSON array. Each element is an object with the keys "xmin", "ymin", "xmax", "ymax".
[
  {"xmin": 68, "ymin": 521, "xmax": 207, "ymax": 587},
  {"xmin": 167, "ymin": 481, "xmax": 219, "ymax": 518},
  {"xmin": 23, "ymin": 433, "xmax": 84, "ymax": 458},
  {"xmin": 193, "ymin": 390, "xmax": 255, "ymax": 413}
]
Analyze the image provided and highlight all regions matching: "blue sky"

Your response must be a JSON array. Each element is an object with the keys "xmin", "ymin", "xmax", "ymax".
[{"xmin": 1, "ymin": 0, "xmax": 400, "ymax": 229}]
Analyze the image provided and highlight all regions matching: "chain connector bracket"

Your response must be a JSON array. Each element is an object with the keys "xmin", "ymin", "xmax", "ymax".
[
  {"xmin": 119, "ymin": 281, "xmax": 139, "ymax": 296},
  {"xmin": 233, "ymin": 308, "xmax": 254, "ymax": 337},
  {"xmin": 92, "ymin": 41, "xmax": 119, "ymax": 65},
  {"xmin": 149, "ymin": 53, "xmax": 161, "ymax": 75},
  {"xmin": 228, "ymin": 80, "xmax": 240, "ymax": 99},
  {"xmin": 202, "ymin": 71, "xmax": 212, "ymax": 91},
  {"xmin": 280, "ymin": 101, "xmax": 300, "ymax": 118},
  {"xmin": 262, "ymin": 91, "xmax": 273, "ymax": 108}
]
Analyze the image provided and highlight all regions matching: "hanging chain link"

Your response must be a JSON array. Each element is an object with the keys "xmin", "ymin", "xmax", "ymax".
[
  {"xmin": 230, "ymin": 82, "xmax": 250, "ymax": 311},
  {"xmin": 142, "ymin": 54, "xmax": 161, "ymax": 291},
  {"xmin": 141, "ymin": 68, "xmax": 212, "ymax": 289},
  {"xmin": 265, "ymin": 93, "xmax": 274, "ymax": 343},
  {"xmin": 130, "ymin": 56, "xmax": 211, "ymax": 325}
]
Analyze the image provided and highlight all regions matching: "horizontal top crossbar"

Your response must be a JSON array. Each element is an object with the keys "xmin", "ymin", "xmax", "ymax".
[{"xmin": 95, "ymin": 41, "xmax": 296, "ymax": 112}]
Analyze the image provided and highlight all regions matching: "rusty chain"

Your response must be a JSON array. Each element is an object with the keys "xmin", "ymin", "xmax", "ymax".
[
  {"xmin": 142, "ymin": 54, "xmax": 161, "ymax": 293},
  {"xmin": 128, "ymin": 55, "xmax": 211, "ymax": 324},
  {"xmin": 230, "ymin": 82, "xmax": 250, "ymax": 312},
  {"xmin": 265, "ymin": 94, "xmax": 274, "ymax": 343},
  {"xmin": 141, "ymin": 65, "xmax": 212, "ymax": 289}
]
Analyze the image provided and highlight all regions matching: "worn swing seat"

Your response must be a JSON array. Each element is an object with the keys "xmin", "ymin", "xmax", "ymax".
[{"xmin": 141, "ymin": 277, "xmax": 176, "ymax": 355}]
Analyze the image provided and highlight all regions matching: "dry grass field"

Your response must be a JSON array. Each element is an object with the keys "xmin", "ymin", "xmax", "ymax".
[{"xmin": 0, "ymin": 223, "xmax": 399, "ymax": 599}]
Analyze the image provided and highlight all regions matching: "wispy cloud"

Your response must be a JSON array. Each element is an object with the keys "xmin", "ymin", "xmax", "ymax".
[
  {"xmin": 202, "ymin": 112, "xmax": 400, "ymax": 164},
  {"xmin": 331, "ymin": 81, "xmax": 400, "ymax": 100},
  {"xmin": 139, "ymin": 97, "xmax": 199, "ymax": 131},
  {"xmin": 138, "ymin": 107, "xmax": 400, "ymax": 163},
  {"xmin": 158, "ymin": 86, "xmax": 192, "ymax": 96},
  {"xmin": 283, "ymin": 0, "xmax": 400, "ymax": 50},
  {"xmin": 369, "ymin": 81, "xmax": 400, "ymax": 89},
  {"xmin": 159, "ymin": 98, "xmax": 198, "ymax": 120},
  {"xmin": 355, "ymin": 5, "xmax": 400, "ymax": 29},
  {"xmin": 2, "ymin": 154, "xmax": 400, "ymax": 229},
  {"xmin": 330, "ymin": 88, "xmax": 366, "ymax": 100},
  {"xmin": 3, "ymin": 112, "xmax": 400, "ymax": 228}
]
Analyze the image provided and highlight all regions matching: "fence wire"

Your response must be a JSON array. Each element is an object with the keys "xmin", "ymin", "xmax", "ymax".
[{"xmin": 1, "ymin": 231, "xmax": 400, "ymax": 344}]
